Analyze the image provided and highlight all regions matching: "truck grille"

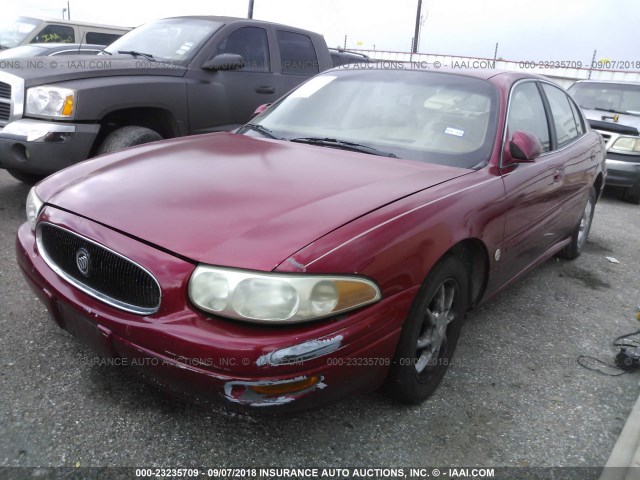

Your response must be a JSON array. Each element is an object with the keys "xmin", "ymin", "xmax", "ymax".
[
  {"xmin": 0, "ymin": 81, "xmax": 10, "ymax": 124},
  {"xmin": 37, "ymin": 223, "xmax": 161, "ymax": 315},
  {"xmin": 0, "ymin": 102, "xmax": 9, "ymax": 123},
  {"xmin": 0, "ymin": 81, "xmax": 10, "ymax": 99}
]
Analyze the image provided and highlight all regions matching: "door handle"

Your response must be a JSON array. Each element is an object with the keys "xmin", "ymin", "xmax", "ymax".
[{"xmin": 255, "ymin": 86, "xmax": 275, "ymax": 94}]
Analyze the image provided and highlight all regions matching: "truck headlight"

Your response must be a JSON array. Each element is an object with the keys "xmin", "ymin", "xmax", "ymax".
[
  {"xmin": 26, "ymin": 86, "xmax": 76, "ymax": 118},
  {"xmin": 26, "ymin": 187, "xmax": 44, "ymax": 231},
  {"xmin": 612, "ymin": 136, "xmax": 640, "ymax": 153},
  {"xmin": 188, "ymin": 266, "xmax": 381, "ymax": 324}
]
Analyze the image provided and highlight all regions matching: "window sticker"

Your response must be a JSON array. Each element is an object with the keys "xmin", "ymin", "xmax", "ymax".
[{"xmin": 444, "ymin": 127, "xmax": 465, "ymax": 137}]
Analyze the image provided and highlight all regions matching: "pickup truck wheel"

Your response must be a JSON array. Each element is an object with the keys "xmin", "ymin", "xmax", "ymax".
[
  {"xmin": 97, "ymin": 126, "xmax": 162, "ymax": 155},
  {"xmin": 560, "ymin": 186, "xmax": 596, "ymax": 260},
  {"xmin": 6, "ymin": 170, "xmax": 47, "ymax": 186},
  {"xmin": 383, "ymin": 255, "xmax": 468, "ymax": 404},
  {"xmin": 624, "ymin": 185, "xmax": 640, "ymax": 205}
]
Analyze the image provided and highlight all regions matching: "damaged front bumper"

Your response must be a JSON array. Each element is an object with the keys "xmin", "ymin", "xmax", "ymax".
[
  {"xmin": 16, "ymin": 212, "xmax": 413, "ymax": 412},
  {"xmin": 0, "ymin": 119, "xmax": 100, "ymax": 175}
]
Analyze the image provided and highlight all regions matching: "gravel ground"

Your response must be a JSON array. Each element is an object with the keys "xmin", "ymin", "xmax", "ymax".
[{"xmin": 0, "ymin": 168, "xmax": 639, "ymax": 470}]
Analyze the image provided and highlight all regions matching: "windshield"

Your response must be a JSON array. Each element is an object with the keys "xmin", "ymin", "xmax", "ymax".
[
  {"xmin": 569, "ymin": 82, "xmax": 640, "ymax": 116},
  {"xmin": 103, "ymin": 18, "xmax": 222, "ymax": 62},
  {"xmin": 242, "ymin": 69, "xmax": 499, "ymax": 168},
  {"xmin": 0, "ymin": 17, "xmax": 41, "ymax": 50}
]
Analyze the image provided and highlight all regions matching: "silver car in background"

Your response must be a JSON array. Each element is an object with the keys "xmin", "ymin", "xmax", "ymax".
[{"xmin": 569, "ymin": 80, "xmax": 640, "ymax": 204}]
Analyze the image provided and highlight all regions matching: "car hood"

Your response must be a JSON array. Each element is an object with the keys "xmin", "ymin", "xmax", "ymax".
[
  {"xmin": 582, "ymin": 108, "xmax": 640, "ymax": 134},
  {"xmin": 38, "ymin": 133, "xmax": 471, "ymax": 271},
  {"xmin": 3, "ymin": 56, "xmax": 186, "ymax": 87}
]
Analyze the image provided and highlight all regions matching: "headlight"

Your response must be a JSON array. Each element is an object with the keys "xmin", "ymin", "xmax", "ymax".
[
  {"xmin": 25, "ymin": 187, "xmax": 44, "ymax": 231},
  {"xmin": 26, "ymin": 86, "xmax": 76, "ymax": 118},
  {"xmin": 188, "ymin": 266, "xmax": 381, "ymax": 324},
  {"xmin": 612, "ymin": 136, "xmax": 640, "ymax": 153}
]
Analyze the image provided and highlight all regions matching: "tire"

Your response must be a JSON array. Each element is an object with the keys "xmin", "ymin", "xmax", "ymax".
[
  {"xmin": 624, "ymin": 185, "xmax": 640, "ymax": 205},
  {"xmin": 6, "ymin": 170, "xmax": 47, "ymax": 186},
  {"xmin": 384, "ymin": 255, "xmax": 468, "ymax": 404},
  {"xmin": 560, "ymin": 186, "xmax": 596, "ymax": 260},
  {"xmin": 96, "ymin": 126, "xmax": 162, "ymax": 155}
]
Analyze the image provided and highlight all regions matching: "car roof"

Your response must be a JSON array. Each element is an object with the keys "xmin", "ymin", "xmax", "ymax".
[
  {"xmin": 15, "ymin": 15, "xmax": 131, "ymax": 30},
  {"xmin": 29, "ymin": 43, "xmax": 105, "ymax": 49},
  {"xmin": 163, "ymin": 15, "xmax": 321, "ymax": 34}
]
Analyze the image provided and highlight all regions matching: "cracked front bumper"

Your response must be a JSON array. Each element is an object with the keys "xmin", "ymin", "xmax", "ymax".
[{"xmin": 15, "ymin": 211, "xmax": 413, "ymax": 412}]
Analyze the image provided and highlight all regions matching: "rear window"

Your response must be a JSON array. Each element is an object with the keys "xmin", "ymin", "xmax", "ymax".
[{"xmin": 86, "ymin": 32, "xmax": 121, "ymax": 45}]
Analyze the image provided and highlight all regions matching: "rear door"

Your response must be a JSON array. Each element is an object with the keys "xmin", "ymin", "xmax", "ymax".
[{"xmin": 273, "ymin": 29, "xmax": 321, "ymax": 93}]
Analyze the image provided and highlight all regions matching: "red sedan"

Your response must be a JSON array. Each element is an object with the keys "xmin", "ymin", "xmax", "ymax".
[{"xmin": 16, "ymin": 68, "xmax": 606, "ymax": 411}]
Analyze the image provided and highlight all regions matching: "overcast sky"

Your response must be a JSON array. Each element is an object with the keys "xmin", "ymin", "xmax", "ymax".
[{"xmin": 3, "ymin": 0, "xmax": 637, "ymax": 62}]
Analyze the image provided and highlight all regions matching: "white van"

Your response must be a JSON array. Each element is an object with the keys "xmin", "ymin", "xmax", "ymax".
[{"xmin": 0, "ymin": 16, "xmax": 130, "ymax": 50}]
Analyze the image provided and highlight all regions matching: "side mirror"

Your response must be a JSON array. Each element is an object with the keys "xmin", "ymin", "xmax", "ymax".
[
  {"xmin": 202, "ymin": 53, "xmax": 245, "ymax": 71},
  {"xmin": 507, "ymin": 130, "xmax": 542, "ymax": 163},
  {"xmin": 251, "ymin": 103, "xmax": 271, "ymax": 119}
]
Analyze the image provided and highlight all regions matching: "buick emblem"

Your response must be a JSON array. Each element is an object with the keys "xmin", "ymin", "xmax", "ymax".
[{"xmin": 75, "ymin": 248, "xmax": 91, "ymax": 277}]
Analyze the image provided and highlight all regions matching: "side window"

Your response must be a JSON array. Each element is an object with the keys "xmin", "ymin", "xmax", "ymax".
[
  {"xmin": 215, "ymin": 27, "xmax": 270, "ymax": 72},
  {"xmin": 542, "ymin": 84, "xmax": 580, "ymax": 148},
  {"xmin": 507, "ymin": 82, "xmax": 551, "ymax": 152},
  {"xmin": 86, "ymin": 32, "xmax": 122, "ymax": 45},
  {"xmin": 277, "ymin": 30, "xmax": 319, "ymax": 75},
  {"xmin": 568, "ymin": 97, "xmax": 585, "ymax": 136},
  {"xmin": 33, "ymin": 25, "xmax": 75, "ymax": 43}
]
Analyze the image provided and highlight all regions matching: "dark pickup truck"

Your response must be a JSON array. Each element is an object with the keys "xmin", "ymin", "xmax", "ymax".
[{"xmin": 0, "ymin": 16, "xmax": 336, "ymax": 184}]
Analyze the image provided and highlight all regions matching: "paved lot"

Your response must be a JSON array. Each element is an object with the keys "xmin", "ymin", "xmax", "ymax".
[{"xmin": 0, "ymin": 168, "xmax": 639, "ymax": 469}]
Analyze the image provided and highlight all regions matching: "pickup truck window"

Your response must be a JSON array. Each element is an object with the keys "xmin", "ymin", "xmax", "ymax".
[
  {"xmin": 277, "ymin": 30, "xmax": 319, "ymax": 75},
  {"xmin": 216, "ymin": 27, "xmax": 270, "ymax": 72},
  {"xmin": 86, "ymin": 32, "xmax": 121, "ymax": 45},
  {"xmin": 104, "ymin": 18, "xmax": 222, "ymax": 62}
]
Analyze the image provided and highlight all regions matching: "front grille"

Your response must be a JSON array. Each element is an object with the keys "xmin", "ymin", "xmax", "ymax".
[
  {"xmin": 0, "ymin": 81, "xmax": 10, "ymax": 99},
  {"xmin": 0, "ymin": 102, "xmax": 9, "ymax": 123},
  {"xmin": 38, "ymin": 223, "xmax": 161, "ymax": 314}
]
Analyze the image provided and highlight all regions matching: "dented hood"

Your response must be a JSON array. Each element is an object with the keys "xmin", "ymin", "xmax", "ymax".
[{"xmin": 38, "ymin": 133, "xmax": 470, "ymax": 271}]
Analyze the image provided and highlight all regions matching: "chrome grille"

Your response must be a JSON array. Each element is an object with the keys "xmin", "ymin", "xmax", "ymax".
[
  {"xmin": 0, "ymin": 81, "xmax": 10, "ymax": 99},
  {"xmin": 0, "ymin": 81, "xmax": 10, "ymax": 124},
  {"xmin": 0, "ymin": 102, "xmax": 9, "ymax": 123},
  {"xmin": 37, "ymin": 223, "xmax": 161, "ymax": 315}
]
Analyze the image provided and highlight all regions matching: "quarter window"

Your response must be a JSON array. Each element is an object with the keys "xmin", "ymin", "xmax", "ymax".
[
  {"xmin": 277, "ymin": 30, "xmax": 319, "ymax": 75},
  {"xmin": 216, "ymin": 27, "xmax": 270, "ymax": 72},
  {"xmin": 542, "ymin": 84, "xmax": 580, "ymax": 148},
  {"xmin": 507, "ymin": 82, "xmax": 551, "ymax": 152}
]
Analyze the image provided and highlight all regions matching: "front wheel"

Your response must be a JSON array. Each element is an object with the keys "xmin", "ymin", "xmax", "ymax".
[
  {"xmin": 96, "ymin": 126, "xmax": 162, "ymax": 155},
  {"xmin": 384, "ymin": 255, "xmax": 468, "ymax": 404},
  {"xmin": 560, "ymin": 186, "xmax": 596, "ymax": 260}
]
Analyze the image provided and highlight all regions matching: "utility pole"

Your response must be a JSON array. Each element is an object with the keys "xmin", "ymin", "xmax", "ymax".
[
  {"xmin": 248, "ymin": 0, "xmax": 254, "ymax": 19},
  {"xmin": 412, "ymin": 0, "xmax": 422, "ymax": 53},
  {"xmin": 67, "ymin": 1, "xmax": 71, "ymax": 20}
]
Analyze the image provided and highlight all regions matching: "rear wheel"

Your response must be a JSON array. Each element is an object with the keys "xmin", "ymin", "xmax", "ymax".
[
  {"xmin": 97, "ymin": 126, "xmax": 162, "ymax": 155},
  {"xmin": 6, "ymin": 170, "xmax": 46, "ymax": 186},
  {"xmin": 384, "ymin": 255, "xmax": 468, "ymax": 404},
  {"xmin": 560, "ymin": 186, "xmax": 596, "ymax": 260}
]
